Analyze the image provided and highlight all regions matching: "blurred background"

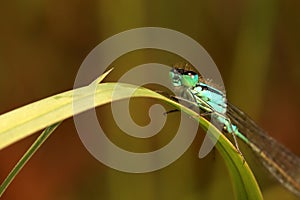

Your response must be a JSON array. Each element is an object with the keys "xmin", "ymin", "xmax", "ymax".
[{"xmin": 0, "ymin": 0, "xmax": 299, "ymax": 199}]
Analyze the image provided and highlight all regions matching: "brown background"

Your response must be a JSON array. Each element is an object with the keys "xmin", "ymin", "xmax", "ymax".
[{"xmin": 0, "ymin": 0, "xmax": 299, "ymax": 199}]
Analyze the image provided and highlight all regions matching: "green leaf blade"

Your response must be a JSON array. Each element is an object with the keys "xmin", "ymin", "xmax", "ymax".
[{"xmin": 0, "ymin": 78, "xmax": 263, "ymax": 199}]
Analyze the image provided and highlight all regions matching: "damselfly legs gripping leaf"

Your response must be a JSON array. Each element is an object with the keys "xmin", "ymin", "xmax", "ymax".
[{"xmin": 168, "ymin": 64, "xmax": 300, "ymax": 197}]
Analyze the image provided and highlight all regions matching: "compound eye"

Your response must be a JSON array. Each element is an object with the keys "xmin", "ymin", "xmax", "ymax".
[
  {"xmin": 188, "ymin": 72, "xmax": 195, "ymax": 79},
  {"xmin": 184, "ymin": 70, "xmax": 197, "ymax": 77},
  {"xmin": 175, "ymin": 68, "xmax": 185, "ymax": 75}
]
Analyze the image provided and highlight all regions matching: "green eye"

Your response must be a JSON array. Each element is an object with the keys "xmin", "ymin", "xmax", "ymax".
[{"xmin": 181, "ymin": 71, "xmax": 198, "ymax": 87}]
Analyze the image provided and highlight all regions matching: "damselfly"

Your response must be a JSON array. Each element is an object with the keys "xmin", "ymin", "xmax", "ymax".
[{"xmin": 169, "ymin": 64, "xmax": 300, "ymax": 197}]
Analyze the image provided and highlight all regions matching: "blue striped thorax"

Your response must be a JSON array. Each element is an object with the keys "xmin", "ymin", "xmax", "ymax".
[{"xmin": 192, "ymin": 82, "xmax": 227, "ymax": 115}]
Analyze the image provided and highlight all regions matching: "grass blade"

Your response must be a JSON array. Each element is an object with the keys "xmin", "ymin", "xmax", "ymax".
[
  {"xmin": 0, "ymin": 122, "xmax": 61, "ymax": 197},
  {"xmin": 0, "ymin": 74, "xmax": 263, "ymax": 199}
]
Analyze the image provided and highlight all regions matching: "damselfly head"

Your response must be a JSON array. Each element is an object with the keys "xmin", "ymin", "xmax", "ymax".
[
  {"xmin": 170, "ymin": 62, "xmax": 225, "ymax": 93},
  {"xmin": 169, "ymin": 68, "xmax": 184, "ymax": 87},
  {"xmin": 170, "ymin": 62, "xmax": 200, "ymax": 87}
]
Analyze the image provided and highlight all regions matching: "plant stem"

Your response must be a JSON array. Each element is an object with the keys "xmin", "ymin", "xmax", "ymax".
[{"xmin": 0, "ymin": 122, "xmax": 62, "ymax": 197}]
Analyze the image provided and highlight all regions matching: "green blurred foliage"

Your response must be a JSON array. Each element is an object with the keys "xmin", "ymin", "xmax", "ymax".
[{"xmin": 0, "ymin": 0, "xmax": 299, "ymax": 199}]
